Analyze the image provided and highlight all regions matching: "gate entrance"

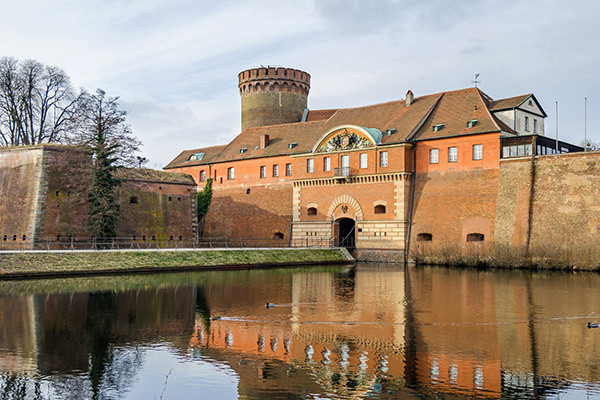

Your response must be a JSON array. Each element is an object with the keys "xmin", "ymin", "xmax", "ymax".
[{"xmin": 335, "ymin": 218, "xmax": 355, "ymax": 249}]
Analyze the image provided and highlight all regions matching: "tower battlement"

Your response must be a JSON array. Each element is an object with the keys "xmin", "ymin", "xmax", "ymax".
[
  {"xmin": 238, "ymin": 67, "xmax": 310, "ymax": 96},
  {"xmin": 238, "ymin": 67, "xmax": 311, "ymax": 130}
]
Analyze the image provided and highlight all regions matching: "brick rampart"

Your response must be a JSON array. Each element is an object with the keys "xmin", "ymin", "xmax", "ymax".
[{"xmin": 496, "ymin": 152, "xmax": 600, "ymax": 252}]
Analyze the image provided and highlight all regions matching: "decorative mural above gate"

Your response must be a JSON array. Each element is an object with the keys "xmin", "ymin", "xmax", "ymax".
[{"xmin": 313, "ymin": 125, "xmax": 382, "ymax": 153}]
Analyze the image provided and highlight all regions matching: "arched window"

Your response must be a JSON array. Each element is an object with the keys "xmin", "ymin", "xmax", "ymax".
[
  {"xmin": 467, "ymin": 233, "xmax": 485, "ymax": 242},
  {"xmin": 273, "ymin": 232, "xmax": 284, "ymax": 239},
  {"xmin": 417, "ymin": 233, "xmax": 433, "ymax": 242},
  {"xmin": 374, "ymin": 205, "xmax": 386, "ymax": 214},
  {"xmin": 307, "ymin": 207, "xmax": 317, "ymax": 216}
]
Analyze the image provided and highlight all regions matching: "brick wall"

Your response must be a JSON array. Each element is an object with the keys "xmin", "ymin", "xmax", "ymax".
[
  {"xmin": 116, "ymin": 179, "xmax": 197, "ymax": 241},
  {"xmin": 42, "ymin": 147, "xmax": 93, "ymax": 241},
  {"xmin": 1, "ymin": 146, "xmax": 197, "ymax": 248},
  {"xmin": 0, "ymin": 147, "xmax": 44, "ymax": 249},
  {"xmin": 410, "ymin": 169, "xmax": 499, "ymax": 250},
  {"xmin": 203, "ymin": 183, "xmax": 293, "ymax": 241},
  {"xmin": 497, "ymin": 152, "xmax": 600, "ymax": 251}
]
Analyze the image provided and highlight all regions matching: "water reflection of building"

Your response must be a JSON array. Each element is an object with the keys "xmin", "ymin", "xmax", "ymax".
[
  {"xmin": 2, "ymin": 267, "xmax": 600, "ymax": 398},
  {"xmin": 0, "ymin": 286, "xmax": 196, "ymax": 397}
]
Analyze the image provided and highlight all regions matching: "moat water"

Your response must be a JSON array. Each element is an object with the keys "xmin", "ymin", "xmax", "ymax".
[{"xmin": 1, "ymin": 263, "xmax": 600, "ymax": 399}]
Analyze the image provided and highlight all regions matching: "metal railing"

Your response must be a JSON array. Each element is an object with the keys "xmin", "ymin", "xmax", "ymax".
[
  {"xmin": 0, "ymin": 235, "xmax": 339, "ymax": 252},
  {"xmin": 334, "ymin": 167, "xmax": 352, "ymax": 177}
]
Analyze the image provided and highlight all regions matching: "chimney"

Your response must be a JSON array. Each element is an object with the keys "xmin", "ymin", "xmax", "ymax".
[
  {"xmin": 405, "ymin": 90, "xmax": 414, "ymax": 107},
  {"xmin": 260, "ymin": 134, "xmax": 270, "ymax": 149}
]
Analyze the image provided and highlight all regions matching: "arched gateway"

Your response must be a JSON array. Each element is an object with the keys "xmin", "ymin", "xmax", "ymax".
[{"xmin": 335, "ymin": 217, "xmax": 356, "ymax": 248}]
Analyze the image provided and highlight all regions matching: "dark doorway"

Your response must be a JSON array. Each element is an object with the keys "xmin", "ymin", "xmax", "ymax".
[{"xmin": 336, "ymin": 218, "xmax": 355, "ymax": 249}]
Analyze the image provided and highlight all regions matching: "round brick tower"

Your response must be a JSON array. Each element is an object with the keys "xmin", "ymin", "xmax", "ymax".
[{"xmin": 238, "ymin": 67, "xmax": 310, "ymax": 131}]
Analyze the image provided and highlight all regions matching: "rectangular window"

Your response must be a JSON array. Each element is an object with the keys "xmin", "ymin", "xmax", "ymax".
[
  {"xmin": 517, "ymin": 145, "xmax": 525, "ymax": 157},
  {"xmin": 448, "ymin": 147, "xmax": 458, "ymax": 162},
  {"xmin": 533, "ymin": 119, "xmax": 538, "ymax": 134},
  {"xmin": 380, "ymin": 151, "xmax": 388, "ymax": 167},
  {"xmin": 324, "ymin": 156, "xmax": 331, "ymax": 172},
  {"xmin": 260, "ymin": 165, "xmax": 266, "ymax": 178},
  {"xmin": 430, "ymin": 148, "xmax": 439, "ymax": 164},
  {"xmin": 473, "ymin": 144, "xmax": 483, "ymax": 160},
  {"xmin": 341, "ymin": 155, "xmax": 349, "ymax": 168},
  {"xmin": 200, "ymin": 170, "xmax": 206, "ymax": 182},
  {"xmin": 502, "ymin": 146, "xmax": 510, "ymax": 158},
  {"xmin": 273, "ymin": 164, "xmax": 279, "ymax": 177},
  {"xmin": 524, "ymin": 116, "xmax": 529, "ymax": 131},
  {"xmin": 360, "ymin": 153, "xmax": 368, "ymax": 168},
  {"xmin": 227, "ymin": 167, "xmax": 235, "ymax": 180},
  {"xmin": 307, "ymin": 158, "xmax": 314, "ymax": 173},
  {"xmin": 286, "ymin": 163, "xmax": 292, "ymax": 176}
]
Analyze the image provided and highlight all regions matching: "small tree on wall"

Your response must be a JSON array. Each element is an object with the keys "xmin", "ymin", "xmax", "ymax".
[
  {"xmin": 197, "ymin": 178, "xmax": 213, "ymax": 220},
  {"xmin": 197, "ymin": 178, "xmax": 213, "ymax": 237},
  {"xmin": 82, "ymin": 90, "xmax": 126, "ymax": 241}
]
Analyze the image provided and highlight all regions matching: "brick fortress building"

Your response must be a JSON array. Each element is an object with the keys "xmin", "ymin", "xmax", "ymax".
[{"xmin": 165, "ymin": 67, "xmax": 594, "ymax": 258}]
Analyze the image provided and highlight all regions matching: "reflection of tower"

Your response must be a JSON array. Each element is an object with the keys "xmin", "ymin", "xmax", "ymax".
[{"xmin": 238, "ymin": 67, "xmax": 310, "ymax": 131}]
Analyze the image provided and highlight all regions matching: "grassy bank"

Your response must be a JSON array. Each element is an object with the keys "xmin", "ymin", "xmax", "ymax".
[
  {"xmin": 0, "ymin": 249, "xmax": 350, "ymax": 279},
  {"xmin": 413, "ymin": 244, "xmax": 600, "ymax": 271}
]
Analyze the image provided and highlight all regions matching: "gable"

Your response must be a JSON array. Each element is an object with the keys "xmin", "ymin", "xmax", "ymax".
[{"xmin": 312, "ymin": 125, "xmax": 382, "ymax": 153}]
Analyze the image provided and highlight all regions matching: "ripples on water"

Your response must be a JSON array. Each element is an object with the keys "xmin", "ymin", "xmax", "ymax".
[{"xmin": 1, "ymin": 263, "xmax": 600, "ymax": 399}]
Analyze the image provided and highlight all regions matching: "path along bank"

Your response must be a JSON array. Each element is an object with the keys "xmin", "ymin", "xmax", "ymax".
[{"xmin": 0, "ymin": 248, "xmax": 354, "ymax": 280}]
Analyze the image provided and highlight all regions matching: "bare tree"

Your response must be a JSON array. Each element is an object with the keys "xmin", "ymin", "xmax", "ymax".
[
  {"xmin": 0, "ymin": 57, "xmax": 81, "ymax": 146},
  {"xmin": 65, "ymin": 88, "xmax": 144, "ymax": 167}
]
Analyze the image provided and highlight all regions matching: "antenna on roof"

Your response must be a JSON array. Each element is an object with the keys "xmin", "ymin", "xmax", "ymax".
[{"xmin": 472, "ymin": 72, "xmax": 481, "ymax": 88}]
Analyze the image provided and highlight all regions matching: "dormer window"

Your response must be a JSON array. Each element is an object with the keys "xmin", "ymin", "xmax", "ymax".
[
  {"xmin": 288, "ymin": 142, "xmax": 298, "ymax": 149},
  {"xmin": 240, "ymin": 148, "xmax": 247, "ymax": 154},
  {"xmin": 432, "ymin": 124, "xmax": 444, "ymax": 133},
  {"xmin": 466, "ymin": 119, "xmax": 478, "ymax": 128},
  {"xmin": 188, "ymin": 152, "xmax": 204, "ymax": 161}
]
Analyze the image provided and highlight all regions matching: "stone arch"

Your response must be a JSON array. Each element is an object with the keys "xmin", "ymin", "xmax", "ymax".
[{"xmin": 328, "ymin": 195, "xmax": 364, "ymax": 220}]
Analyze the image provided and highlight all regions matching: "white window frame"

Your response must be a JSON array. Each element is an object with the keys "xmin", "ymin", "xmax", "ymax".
[
  {"xmin": 379, "ymin": 151, "xmax": 388, "ymax": 167},
  {"xmin": 341, "ymin": 155, "xmax": 349, "ymax": 168},
  {"xmin": 448, "ymin": 147, "xmax": 458, "ymax": 163},
  {"xmin": 324, "ymin": 156, "xmax": 331, "ymax": 172},
  {"xmin": 286, "ymin": 163, "xmax": 292, "ymax": 176},
  {"xmin": 260, "ymin": 165, "xmax": 266, "ymax": 178},
  {"xmin": 473, "ymin": 144, "xmax": 483, "ymax": 160},
  {"xmin": 430, "ymin": 148, "xmax": 439, "ymax": 164},
  {"xmin": 273, "ymin": 164, "xmax": 279, "ymax": 177},
  {"xmin": 359, "ymin": 153, "xmax": 368, "ymax": 169},
  {"xmin": 200, "ymin": 170, "xmax": 206, "ymax": 182},
  {"xmin": 227, "ymin": 167, "xmax": 235, "ymax": 180},
  {"xmin": 307, "ymin": 158, "xmax": 314, "ymax": 173}
]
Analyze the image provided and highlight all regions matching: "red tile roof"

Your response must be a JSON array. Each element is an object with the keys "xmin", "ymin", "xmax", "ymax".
[
  {"xmin": 165, "ymin": 87, "xmax": 530, "ymax": 168},
  {"xmin": 488, "ymin": 94, "xmax": 531, "ymax": 111},
  {"xmin": 305, "ymin": 109, "xmax": 338, "ymax": 122}
]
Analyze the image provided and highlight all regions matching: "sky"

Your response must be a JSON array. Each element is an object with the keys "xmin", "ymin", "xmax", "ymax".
[{"xmin": 1, "ymin": 0, "xmax": 598, "ymax": 168}]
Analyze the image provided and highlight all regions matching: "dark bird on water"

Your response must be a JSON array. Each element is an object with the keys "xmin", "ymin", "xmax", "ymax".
[{"xmin": 588, "ymin": 322, "xmax": 599, "ymax": 328}]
